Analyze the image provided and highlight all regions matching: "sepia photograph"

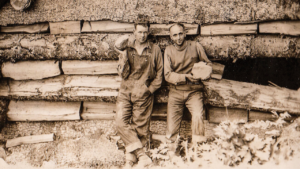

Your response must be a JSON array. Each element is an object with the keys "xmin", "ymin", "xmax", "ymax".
[{"xmin": 0, "ymin": 0, "xmax": 300, "ymax": 168}]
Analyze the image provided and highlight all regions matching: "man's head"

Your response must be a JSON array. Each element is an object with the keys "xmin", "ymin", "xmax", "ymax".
[
  {"xmin": 133, "ymin": 22, "xmax": 150, "ymax": 44},
  {"xmin": 169, "ymin": 23, "xmax": 186, "ymax": 46}
]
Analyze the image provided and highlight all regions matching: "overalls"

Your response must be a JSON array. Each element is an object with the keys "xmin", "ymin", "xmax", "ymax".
[{"xmin": 115, "ymin": 43, "xmax": 155, "ymax": 153}]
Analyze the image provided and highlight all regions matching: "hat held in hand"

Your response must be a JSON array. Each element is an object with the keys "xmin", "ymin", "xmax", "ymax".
[{"xmin": 191, "ymin": 62, "xmax": 212, "ymax": 80}]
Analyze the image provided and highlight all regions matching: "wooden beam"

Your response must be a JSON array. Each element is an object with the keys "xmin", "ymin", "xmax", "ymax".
[
  {"xmin": 63, "ymin": 75, "xmax": 121, "ymax": 97},
  {"xmin": 6, "ymin": 134, "xmax": 54, "ymax": 148},
  {"xmin": 203, "ymin": 79, "xmax": 300, "ymax": 115},
  {"xmin": 81, "ymin": 102, "xmax": 168, "ymax": 120},
  {"xmin": 7, "ymin": 100, "xmax": 81, "ymax": 121},
  {"xmin": 10, "ymin": 0, "xmax": 31, "ymax": 11},
  {"xmin": 0, "ymin": 23, "xmax": 49, "ymax": 33},
  {"xmin": 62, "ymin": 60, "xmax": 118, "ymax": 75},
  {"xmin": 211, "ymin": 62, "xmax": 225, "ymax": 80},
  {"xmin": 9, "ymin": 76, "xmax": 64, "ymax": 97},
  {"xmin": 259, "ymin": 21, "xmax": 300, "ymax": 36},
  {"xmin": 2, "ymin": 60, "xmax": 61, "ymax": 80},
  {"xmin": 207, "ymin": 107, "xmax": 248, "ymax": 123},
  {"xmin": 50, "ymin": 21, "xmax": 81, "ymax": 34},
  {"xmin": 82, "ymin": 21, "xmax": 134, "ymax": 33},
  {"xmin": 150, "ymin": 24, "xmax": 199, "ymax": 36},
  {"xmin": 201, "ymin": 23, "xmax": 257, "ymax": 36},
  {"xmin": 249, "ymin": 110, "xmax": 277, "ymax": 122}
]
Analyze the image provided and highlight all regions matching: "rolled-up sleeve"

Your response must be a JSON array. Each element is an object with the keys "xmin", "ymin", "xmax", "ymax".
[
  {"xmin": 148, "ymin": 46, "xmax": 163, "ymax": 94},
  {"xmin": 164, "ymin": 47, "xmax": 186, "ymax": 85}
]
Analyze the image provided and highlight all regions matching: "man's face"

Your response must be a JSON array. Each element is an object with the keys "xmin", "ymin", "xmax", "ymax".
[
  {"xmin": 170, "ymin": 25, "xmax": 186, "ymax": 46},
  {"xmin": 134, "ymin": 25, "xmax": 149, "ymax": 43}
]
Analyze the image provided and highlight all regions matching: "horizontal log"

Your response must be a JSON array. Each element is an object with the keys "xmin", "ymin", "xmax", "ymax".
[
  {"xmin": 7, "ymin": 100, "xmax": 81, "ymax": 121},
  {"xmin": 62, "ymin": 60, "xmax": 118, "ymax": 75},
  {"xmin": 207, "ymin": 107, "xmax": 248, "ymax": 123},
  {"xmin": 2, "ymin": 60, "xmax": 61, "ymax": 80},
  {"xmin": 0, "ymin": 34, "xmax": 122, "ymax": 61},
  {"xmin": 81, "ymin": 102, "xmax": 168, "ymax": 120},
  {"xmin": 251, "ymin": 35, "xmax": 300, "ymax": 58},
  {"xmin": 198, "ymin": 35, "xmax": 252, "ymax": 59},
  {"xmin": 249, "ymin": 110, "xmax": 277, "ymax": 122},
  {"xmin": 201, "ymin": 23, "xmax": 257, "ymax": 36},
  {"xmin": 0, "ymin": 23, "xmax": 49, "ymax": 33},
  {"xmin": 6, "ymin": 133, "xmax": 54, "ymax": 148},
  {"xmin": 1, "ymin": 0, "xmax": 299, "ymax": 26},
  {"xmin": 64, "ymin": 75, "xmax": 121, "ymax": 97},
  {"xmin": 82, "ymin": 21, "xmax": 134, "ymax": 33},
  {"xmin": 203, "ymin": 79, "xmax": 300, "ymax": 115},
  {"xmin": 259, "ymin": 21, "xmax": 300, "ymax": 36},
  {"xmin": 50, "ymin": 21, "xmax": 81, "ymax": 34},
  {"xmin": 150, "ymin": 24, "xmax": 199, "ymax": 36},
  {"xmin": 8, "ymin": 76, "xmax": 64, "ymax": 97}
]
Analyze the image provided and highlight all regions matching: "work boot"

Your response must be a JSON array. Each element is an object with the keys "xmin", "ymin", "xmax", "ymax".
[
  {"xmin": 123, "ymin": 152, "xmax": 137, "ymax": 169},
  {"xmin": 134, "ymin": 148, "xmax": 152, "ymax": 167}
]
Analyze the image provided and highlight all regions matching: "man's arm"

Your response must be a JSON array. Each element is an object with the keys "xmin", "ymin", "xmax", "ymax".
[
  {"xmin": 164, "ymin": 48, "xmax": 187, "ymax": 85},
  {"xmin": 196, "ymin": 42, "xmax": 212, "ymax": 66},
  {"xmin": 148, "ymin": 46, "xmax": 163, "ymax": 94}
]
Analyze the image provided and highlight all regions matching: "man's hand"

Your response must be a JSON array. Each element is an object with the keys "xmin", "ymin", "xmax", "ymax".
[{"xmin": 185, "ymin": 74, "xmax": 198, "ymax": 83}]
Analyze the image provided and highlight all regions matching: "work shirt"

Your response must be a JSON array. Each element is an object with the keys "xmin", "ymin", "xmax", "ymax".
[
  {"xmin": 117, "ymin": 39, "xmax": 163, "ymax": 94},
  {"xmin": 164, "ymin": 40, "xmax": 211, "ymax": 86}
]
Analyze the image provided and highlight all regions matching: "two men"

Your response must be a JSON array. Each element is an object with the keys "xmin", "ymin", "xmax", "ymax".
[
  {"xmin": 164, "ymin": 23, "xmax": 212, "ymax": 148},
  {"xmin": 114, "ymin": 21, "xmax": 163, "ymax": 167},
  {"xmin": 115, "ymin": 22, "xmax": 211, "ymax": 167}
]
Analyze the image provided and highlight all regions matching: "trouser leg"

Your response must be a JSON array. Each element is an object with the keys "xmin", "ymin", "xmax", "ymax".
[
  {"xmin": 166, "ymin": 89, "xmax": 185, "ymax": 142},
  {"xmin": 115, "ymin": 92, "xmax": 143, "ymax": 153},
  {"xmin": 185, "ymin": 91, "xmax": 205, "ymax": 142},
  {"xmin": 131, "ymin": 93, "xmax": 154, "ymax": 147}
]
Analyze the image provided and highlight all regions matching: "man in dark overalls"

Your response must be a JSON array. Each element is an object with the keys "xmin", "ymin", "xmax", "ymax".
[
  {"xmin": 164, "ymin": 23, "xmax": 212, "ymax": 155},
  {"xmin": 114, "ymin": 21, "xmax": 163, "ymax": 168}
]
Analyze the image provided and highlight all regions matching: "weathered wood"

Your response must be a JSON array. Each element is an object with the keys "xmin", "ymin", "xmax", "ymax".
[
  {"xmin": 198, "ymin": 35, "xmax": 252, "ymax": 59},
  {"xmin": 10, "ymin": 0, "xmax": 31, "ymax": 11},
  {"xmin": 64, "ymin": 75, "xmax": 121, "ymax": 97},
  {"xmin": 203, "ymin": 79, "xmax": 300, "ymax": 115},
  {"xmin": 8, "ymin": 76, "xmax": 64, "ymax": 97},
  {"xmin": 249, "ymin": 110, "xmax": 277, "ymax": 122},
  {"xmin": 6, "ymin": 133, "xmax": 54, "ymax": 148},
  {"xmin": 0, "ymin": 79, "xmax": 9, "ymax": 96},
  {"xmin": 259, "ymin": 21, "xmax": 300, "ymax": 36},
  {"xmin": 150, "ymin": 24, "xmax": 199, "ymax": 36},
  {"xmin": 251, "ymin": 35, "xmax": 300, "ymax": 58},
  {"xmin": 7, "ymin": 100, "xmax": 81, "ymax": 121},
  {"xmin": 82, "ymin": 21, "xmax": 134, "ymax": 33},
  {"xmin": 0, "ymin": 34, "xmax": 121, "ymax": 61},
  {"xmin": 207, "ymin": 107, "xmax": 248, "ymax": 123},
  {"xmin": 81, "ymin": 102, "xmax": 168, "ymax": 120},
  {"xmin": 62, "ymin": 60, "xmax": 118, "ymax": 75},
  {"xmin": 0, "ymin": 23, "xmax": 49, "ymax": 33},
  {"xmin": 50, "ymin": 21, "xmax": 81, "ymax": 34},
  {"xmin": 2, "ymin": 60, "xmax": 61, "ymax": 80},
  {"xmin": 201, "ymin": 23, "xmax": 257, "ymax": 36},
  {"xmin": 211, "ymin": 62, "xmax": 225, "ymax": 80}
]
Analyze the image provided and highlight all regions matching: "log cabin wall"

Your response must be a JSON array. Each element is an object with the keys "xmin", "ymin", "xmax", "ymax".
[{"xmin": 0, "ymin": 0, "xmax": 300, "ymax": 167}]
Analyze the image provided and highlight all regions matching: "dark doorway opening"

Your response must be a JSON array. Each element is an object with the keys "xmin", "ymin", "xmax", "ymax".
[{"xmin": 220, "ymin": 58, "xmax": 300, "ymax": 90}]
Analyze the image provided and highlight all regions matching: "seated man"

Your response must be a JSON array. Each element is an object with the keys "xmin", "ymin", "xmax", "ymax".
[
  {"xmin": 164, "ymin": 23, "xmax": 212, "ymax": 151},
  {"xmin": 114, "ymin": 21, "xmax": 163, "ymax": 168}
]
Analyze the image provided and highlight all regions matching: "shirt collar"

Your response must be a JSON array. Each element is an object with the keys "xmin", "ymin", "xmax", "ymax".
[{"xmin": 128, "ymin": 39, "xmax": 152, "ymax": 50}]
